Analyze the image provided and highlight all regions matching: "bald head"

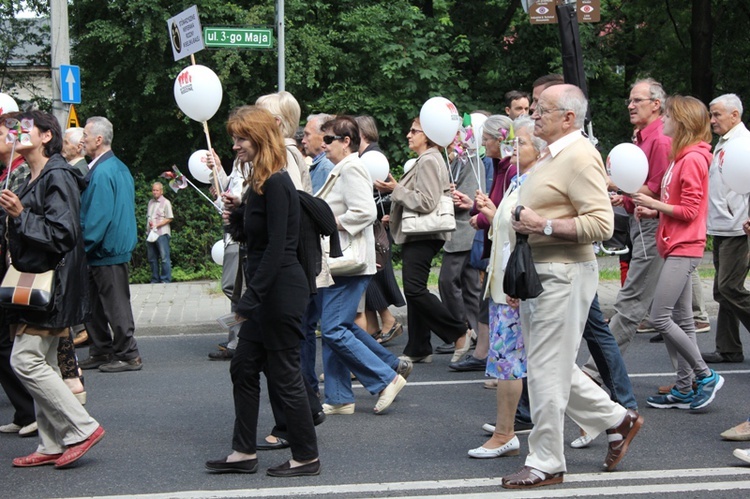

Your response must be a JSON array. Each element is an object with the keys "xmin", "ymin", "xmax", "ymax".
[{"xmin": 533, "ymin": 84, "xmax": 587, "ymax": 143}]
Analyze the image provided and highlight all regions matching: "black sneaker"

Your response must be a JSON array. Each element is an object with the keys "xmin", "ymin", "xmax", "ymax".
[
  {"xmin": 448, "ymin": 355, "xmax": 486, "ymax": 372},
  {"xmin": 208, "ymin": 349, "xmax": 235, "ymax": 361},
  {"xmin": 78, "ymin": 354, "xmax": 112, "ymax": 370},
  {"xmin": 99, "ymin": 357, "xmax": 143, "ymax": 373},
  {"xmin": 514, "ymin": 421, "xmax": 534, "ymax": 434}
]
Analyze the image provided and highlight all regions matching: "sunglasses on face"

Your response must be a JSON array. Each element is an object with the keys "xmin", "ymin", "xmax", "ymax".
[{"xmin": 322, "ymin": 135, "xmax": 345, "ymax": 145}]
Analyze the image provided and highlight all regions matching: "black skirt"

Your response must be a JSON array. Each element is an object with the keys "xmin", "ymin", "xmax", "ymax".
[{"xmin": 365, "ymin": 252, "xmax": 405, "ymax": 311}]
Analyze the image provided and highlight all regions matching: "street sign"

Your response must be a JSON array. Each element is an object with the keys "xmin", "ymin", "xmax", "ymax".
[
  {"xmin": 529, "ymin": 0, "xmax": 600, "ymax": 24},
  {"xmin": 203, "ymin": 27, "xmax": 274, "ymax": 49},
  {"xmin": 60, "ymin": 65, "xmax": 81, "ymax": 104},
  {"xmin": 67, "ymin": 104, "xmax": 80, "ymax": 128},
  {"xmin": 167, "ymin": 5, "xmax": 205, "ymax": 61}
]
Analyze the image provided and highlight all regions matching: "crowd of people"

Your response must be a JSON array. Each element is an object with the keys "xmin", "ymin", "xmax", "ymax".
[{"xmin": 2, "ymin": 76, "xmax": 750, "ymax": 485}]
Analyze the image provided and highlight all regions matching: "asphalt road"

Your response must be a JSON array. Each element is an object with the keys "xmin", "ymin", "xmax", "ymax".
[{"xmin": 2, "ymin": 323, "xmax": 750, "ymax": 499}]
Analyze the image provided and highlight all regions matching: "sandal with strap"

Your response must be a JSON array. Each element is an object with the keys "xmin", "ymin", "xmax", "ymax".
[{"xmin": 502, "ymin": 466, "xmax": 564, "ymax": 489}]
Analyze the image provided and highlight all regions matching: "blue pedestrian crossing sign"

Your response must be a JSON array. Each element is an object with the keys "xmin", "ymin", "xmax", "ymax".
[{"xmin": 60, "ymin": 65, "xmax": 81, "ymax": 104}]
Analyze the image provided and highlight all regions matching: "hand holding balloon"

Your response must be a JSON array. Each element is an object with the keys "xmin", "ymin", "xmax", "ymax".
[{"xmin": 452, "ymin": 189, "xmax": 473, "ymax": 210}]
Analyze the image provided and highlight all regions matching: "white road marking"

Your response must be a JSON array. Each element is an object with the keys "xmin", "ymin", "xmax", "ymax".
[{"xmin": 55, "ymin": 467, "xmax": 750, "ymax": 499}]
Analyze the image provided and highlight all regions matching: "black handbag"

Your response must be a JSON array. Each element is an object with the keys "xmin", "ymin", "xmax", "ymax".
[{"xmin": 503, "ymin": 206, "xmax": 544, "ymax": 300}]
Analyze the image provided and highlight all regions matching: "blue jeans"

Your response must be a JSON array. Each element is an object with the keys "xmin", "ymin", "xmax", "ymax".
[
  {"xmin": 300, "ymin": 294, "xmax": 322, "ymax": 394},
  {"xmin": 583, "ymin": 294, "xmax": 637, "ymax": 410},
  {"xmin": 147, "ymin": 234, "xmax": 171, "ymax": 283},
  {"xmin": 319, "ymin": 275, "xmax": 397, "ymax": 405}
]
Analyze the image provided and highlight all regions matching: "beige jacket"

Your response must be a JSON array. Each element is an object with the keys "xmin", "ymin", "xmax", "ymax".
[
  {"xmin": 316, "ymin": 153, "xmax": 377, "ymax": 277},
  {"xmin": 390, "ymin": 147, "xmax": 452, "ymax": 244}
]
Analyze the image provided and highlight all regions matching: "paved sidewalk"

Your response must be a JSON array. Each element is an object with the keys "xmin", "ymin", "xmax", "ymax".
[{"xmin": 129, "ymin": 253, "xmax": 731, "ymax": 336}]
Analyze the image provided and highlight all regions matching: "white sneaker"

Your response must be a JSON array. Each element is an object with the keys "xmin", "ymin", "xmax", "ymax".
[
  {"xmin": 570, "ymin": 432, "xmax": 594, "ymax": 449},
  {"xmin": 482, "ymin": 423, "xmax": 495, "ymax": 434},
  {"xmin": 18, "ymin": 421, "xmax": 38, "ymax": 437},
  {"xmin": 733, "ymin": 448, "xmax": 750, "ymax": 464},
  {"xmin": 322, "ymin": 403, "xmax": 355, "ymax": 415},
  {"xmin": 0, "ymin": 422, "xmax": 21, "ymax": 433},
  {"xmin": 468, "ymin": 436, "xmax": 520, "ymax": 458}
]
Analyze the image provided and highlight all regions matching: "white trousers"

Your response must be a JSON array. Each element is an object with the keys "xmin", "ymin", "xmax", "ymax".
[{"xmin": 521, "ymin": 260, "xmax": 627, "ymax": 474}]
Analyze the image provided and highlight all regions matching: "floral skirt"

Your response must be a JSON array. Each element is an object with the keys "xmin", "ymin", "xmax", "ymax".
[{"xmin": 486, "ymin": 299, "xmax": 527, "ymax": 380}]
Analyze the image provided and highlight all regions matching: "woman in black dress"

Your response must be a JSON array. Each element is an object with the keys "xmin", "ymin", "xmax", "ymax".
[{"xmin": 205, "ymin": 106, "xmax": 319, "ymax": 477}]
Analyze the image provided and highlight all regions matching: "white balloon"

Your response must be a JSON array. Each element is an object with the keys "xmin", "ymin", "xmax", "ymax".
[
  {"xmin": 719, "ymin": 137, "xmax": 750, "ymax": 194},
  {"xmin": 361, "ymin": 151, "xmax": 389, "ymax": 182},
  {"xmin": 403, "ymin": 158, "xmax": 417, "ymax": 174},
  {"xmin": 173, "ymin": 65, "xmax": 223, "ymax": 122},
  {"xmin": 419, "ymin": 97, "xmax": 461, "ymax": 147},
  {"xmin": 470, "ymin": 113, "xmax": 488, "ymax": 137},
  {"xmin": 0, "ymin": 93, "xmax": 19, "ymax": 114},
  {"xmin": 188, "ymin": 149, "xmax": 213, "ymax": 184},
  {"xmin": 211, "ymin": 240, "xmax": 224, "ymax": 265},
  {"xmin": 606, "ymin": 143, "xmax": 649, "ymax": 194}
]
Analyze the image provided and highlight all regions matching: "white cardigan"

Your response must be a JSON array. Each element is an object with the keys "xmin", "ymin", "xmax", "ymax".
[
  {"xmin": 316, "ymin": 153, "xmax": 377, "ymax": 276},
  {"xmin": 484, "ymin": 184, "xmax": 520, "ymax": 303}
]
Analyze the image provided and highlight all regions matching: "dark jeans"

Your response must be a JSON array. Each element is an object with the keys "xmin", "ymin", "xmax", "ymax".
[
  {"xmin": 230, "ymin": 338, "xmax": 317, "ymax": 461},
  {"xmin": 402, "ymin": 240, "xmax": 466, "ymax": 357},
  {"xmin": 516, "ymin": 293, "xmax": 637, "ymax": 423},
  {"xmin": 300, "ymin": 294, "xmax": 322, "ymax": 394}
]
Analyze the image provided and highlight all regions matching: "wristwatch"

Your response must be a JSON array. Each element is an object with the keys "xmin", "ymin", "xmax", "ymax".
[{"xmin": 543, "ymin": 219, "xmax": 553, "ymax": 236}]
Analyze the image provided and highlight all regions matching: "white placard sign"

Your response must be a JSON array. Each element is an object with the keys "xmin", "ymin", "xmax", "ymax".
[{"xmin": 167, "ymin": 5, "xmax": 205, "ymax": 61}]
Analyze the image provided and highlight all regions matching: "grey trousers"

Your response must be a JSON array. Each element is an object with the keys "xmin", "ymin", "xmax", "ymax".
[
  {"xmin": 11, "ymin": 334, "xmax": 98, "ymax": 454},
  {"xmin": 650, "ymin": 257, "xmax": 709, "ymax": 392},
  {"xmin": 584, "ymin": 216, "xmax": 662, "ymax": 375},
  {"xmin": 438, "ymin": 250, "xmax": 481, "ymax": 331},
  {"xmin": 221, "ymin": 242, "xmax": 241, "ymax": 350}
]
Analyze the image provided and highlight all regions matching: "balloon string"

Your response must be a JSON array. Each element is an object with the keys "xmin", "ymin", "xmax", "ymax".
[
  {"xmin": 202, "ymin": 121, "xmax": 222, "ymax": 199},
  {"xmin": 476, "ymin": 148, "xmax": 484, "ymax": 192},
  {"xmin": 637, "ymin": 218, "xmax": 647, "ymax": 256},
  {"xmin": 444, "ymin": 150, "xmax": 456, "ymax": 185}
]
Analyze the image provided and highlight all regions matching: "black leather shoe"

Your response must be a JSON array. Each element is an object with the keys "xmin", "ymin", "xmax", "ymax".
[
  {"xmin": 702, "ymin": 351, "xmax": 744, "ymax": 363},
  {"xmin": 208, "ymin": 349, "xmax": 235, "ymax": 360},
  {"xmin": 448, "ymin": 355, "xmax": 487, "ymax": 372},
  {"xmin": 267, "ymin": 459, "xmax": 321, "ymax": 477},
  {"xmin": 257, "ymin": 437, "xmax": 289, "ymax": 450},
  {"xmin": 435, "ymin": 343, "xmax": 455, "ymax": 354},
  {"xmin": 313, "ymin": 410, "xmax": 326, "ymax": 426},
  {"xmin": 99, "ymin": 357, "xmax": 143, "ymax": 372},
  {"xmin": 78, "ymin": 355, "xmax": 111, "ymax": 370},
  {"xmin": 205, "ymin": 457, "xmax": 258, "ymax": 473}
]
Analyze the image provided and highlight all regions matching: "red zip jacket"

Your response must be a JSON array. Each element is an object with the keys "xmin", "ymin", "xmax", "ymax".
[{"xmin": 656, "ymin": 141, "xmax": 712, "ymax": 258}]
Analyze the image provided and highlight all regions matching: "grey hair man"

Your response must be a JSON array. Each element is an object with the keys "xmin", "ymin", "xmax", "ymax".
[
  {"xmin": 701, "ymin": 94, "xmax": 750, "ymax": 364},
  {"xmin": 501, "ymin": 84, "xmax": 641, "ymax": 489},
  {"xmin": 78, "ymin": 117, "xmax": 142, "ymax": 373},
  {"xmin": 302, "ymin": 113, "xmax": 335, "ymax": 193}
]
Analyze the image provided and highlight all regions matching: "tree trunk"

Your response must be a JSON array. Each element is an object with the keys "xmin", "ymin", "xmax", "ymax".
[{"xmin": 690, "ymin": 0, "xmax": 713, "ymax": 105}]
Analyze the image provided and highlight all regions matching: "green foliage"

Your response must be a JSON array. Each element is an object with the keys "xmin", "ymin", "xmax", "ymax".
[{"xmin": 130, "ymin": 173, "xmax": 223, "ymax": 283}]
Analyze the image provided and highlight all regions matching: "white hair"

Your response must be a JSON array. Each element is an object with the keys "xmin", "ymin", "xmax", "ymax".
[
  {"xmin": 557, "ymin": 85, "xmax": 587, "ymax": 129},
  {"xmin": 709, "ymin": 93, "xmax": 743, "ymax": 115},
  {"xmin": 65, "ymin": 127, "xmax": 84, "ymax": 144},
  {"xmin": 513, "ymin": 116, "xmax": 546, "ymax": 152}
]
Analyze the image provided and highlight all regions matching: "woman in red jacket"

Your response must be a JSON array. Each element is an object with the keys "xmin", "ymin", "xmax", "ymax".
[{"xmin": 633, "ymin": 95, "xmax": 723, "ymax": 410}]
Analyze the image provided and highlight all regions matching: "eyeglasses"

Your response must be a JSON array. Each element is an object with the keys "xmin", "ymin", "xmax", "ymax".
[
  {"xmin": 408, "ymin": 128, "xmax": 424, "ymax": 135},
  {"xmin": 322, "ymin": 135, "xmax": 345, "ymax": 145},
  {"xmin": 626, "ymin": 98, "xmax": 654, "ymax": 106},
  {"xmin": 534, "ymin": 106, "xmax": 567, "ymax": 117}
]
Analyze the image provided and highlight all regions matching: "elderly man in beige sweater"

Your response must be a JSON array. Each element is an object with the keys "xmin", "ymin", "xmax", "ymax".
[{"xmin": 501, "ymin": 84, "xmax": 643, "ymax": 489}]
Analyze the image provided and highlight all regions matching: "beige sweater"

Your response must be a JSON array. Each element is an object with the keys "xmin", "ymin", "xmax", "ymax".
[
  {"xmin": 390, "ymin": 147, "xmax": 452, "ymax": 245},
  {"xmin": 517, "ymin": 135, "xmax": 613, "ymax": 263}
]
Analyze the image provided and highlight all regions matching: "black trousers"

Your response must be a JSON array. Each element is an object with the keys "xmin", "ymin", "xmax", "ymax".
[
  {"xmin": 86, "ymin": 264, "xmax": 140, "ymax": 361},
  {"xmin": 269, "ymin": 370, "xmax": 322, "ymax": 441},
  {"xmin": 402, "ymin": 239, "xmax": 466, "ymax": 357},
  {"xmin": 230, "ymin": 338, "xmax": 318, "ymax": 461},
  {"xmin": 0, "ymin": 326, "xmax": 35, "ymax": 426}
]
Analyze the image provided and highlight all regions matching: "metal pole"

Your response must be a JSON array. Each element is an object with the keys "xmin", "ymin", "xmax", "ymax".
[
  {"xmin": 277, "ymin": 0, "xmax": 285, "ymax": 92},
  {"xmin": 50, "ymin": 0, "xmax": 70, "ymax": 127}
]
